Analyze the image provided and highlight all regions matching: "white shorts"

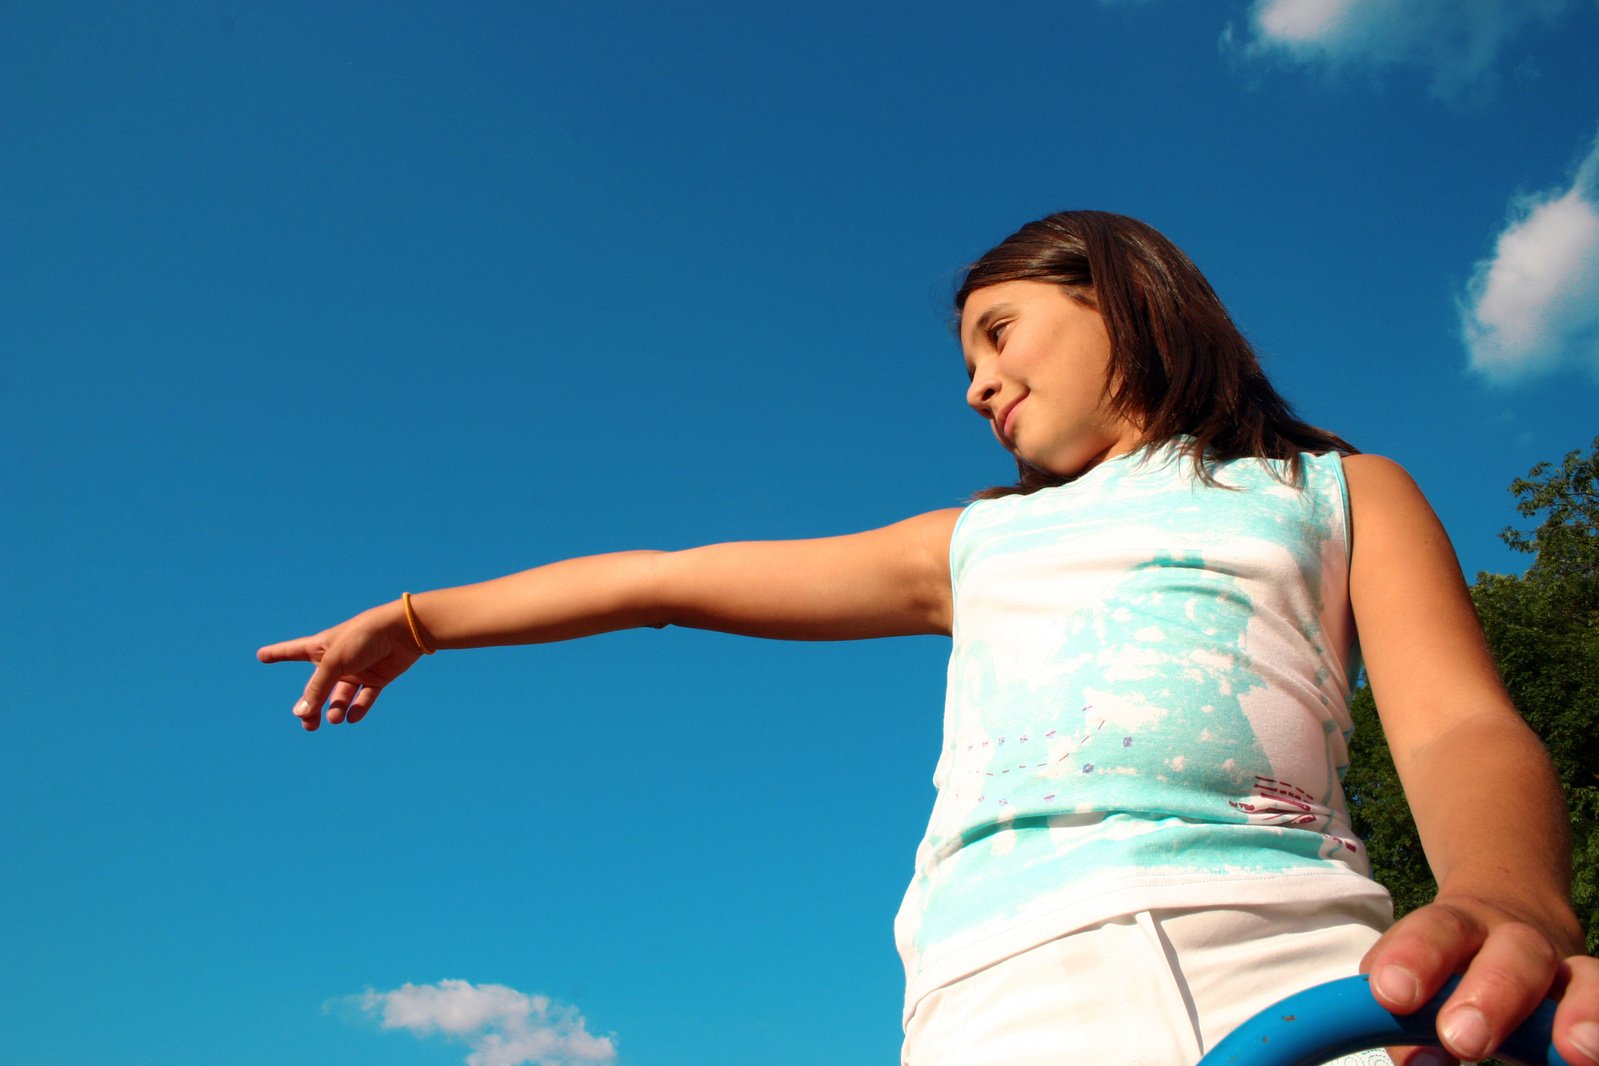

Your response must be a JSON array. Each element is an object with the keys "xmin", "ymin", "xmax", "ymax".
[{"xmin": 902, "ymin": 898, "xmax": 1396, "ymax": 1066}]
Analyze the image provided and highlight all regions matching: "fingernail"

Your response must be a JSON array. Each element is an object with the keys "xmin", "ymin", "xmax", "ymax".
[
  {"xmin": 1571, "ymin": 1020, "xmax": 1599, "ymax": 1061},
  {"xmin": 1440, "ymin": 1006, "xmax": 1490, "ymax": 1061},
  {"xmin": 1372, "ymin": 964, "xmax": 1420, "ymax": 1006},
  {"xmin": 294, "ymin": 699, "xmax": 311, "ymax": 717}
]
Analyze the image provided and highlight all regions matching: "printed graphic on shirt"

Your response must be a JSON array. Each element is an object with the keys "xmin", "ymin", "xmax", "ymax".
[{"xmin": 899, "ymin": 447, "xmax": 1369, "ymax": 970}]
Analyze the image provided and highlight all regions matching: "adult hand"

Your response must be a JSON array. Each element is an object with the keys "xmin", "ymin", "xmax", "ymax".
[
  {"xmin": 257, "ymin": 600, "xmax": 423, "ymax": 730},
  {"xmin": 1361, "ymin": 892, "xmax": 1597, "ymax": 1065}
]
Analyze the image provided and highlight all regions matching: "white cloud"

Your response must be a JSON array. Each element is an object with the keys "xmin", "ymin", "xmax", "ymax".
[
  {"xmin": 1234, "ymin": 0, "xmax": 1569, "ymax": 97},
  {"xmin": 1461, "ymin": 130, "xmax": 1599, "ymax": 382},
  {"xmin": 347, "ymin": 980, "xmax": 617, "ymax": 1066}
]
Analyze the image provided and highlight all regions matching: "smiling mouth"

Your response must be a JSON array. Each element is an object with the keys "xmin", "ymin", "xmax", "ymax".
[{"xmin": 999, "ymin": 396, "xmax": 1025, "ymax": 446}]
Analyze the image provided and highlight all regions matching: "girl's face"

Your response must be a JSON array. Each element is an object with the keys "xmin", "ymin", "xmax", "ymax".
[{"xmin": 961, "ymin": 280, "xmax": 1145, "ymax": 478}]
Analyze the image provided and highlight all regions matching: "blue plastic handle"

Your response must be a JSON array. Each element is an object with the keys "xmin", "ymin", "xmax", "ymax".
[{"xmin": 1197, "ymin": 974, "xmax": 1567, "ymax": 1066}]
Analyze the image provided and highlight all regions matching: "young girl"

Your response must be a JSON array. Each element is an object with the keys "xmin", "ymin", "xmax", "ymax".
[{"xmin": 260, "ymin": 211, "xmax": 1595, "ymax": 1066}]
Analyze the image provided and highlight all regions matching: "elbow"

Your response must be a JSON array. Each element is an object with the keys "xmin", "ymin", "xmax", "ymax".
[{"xmin": 627, "ymin": 548, "xmax": 684, "ymax": 630}]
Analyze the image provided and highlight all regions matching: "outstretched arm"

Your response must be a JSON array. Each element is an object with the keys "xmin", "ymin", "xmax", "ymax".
[
  {"xmin": 258, "ymin": 508, "xmax": 961, "ymax": 731},
  {"xmin": 1343, "ymin": 455, "xmax": 1596, "ymax": 1066}
]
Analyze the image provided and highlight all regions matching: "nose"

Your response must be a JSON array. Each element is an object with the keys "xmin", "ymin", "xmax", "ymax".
[{"xmin": 966, "ymin": 371, "xmax": 1000, "ymax": 419}]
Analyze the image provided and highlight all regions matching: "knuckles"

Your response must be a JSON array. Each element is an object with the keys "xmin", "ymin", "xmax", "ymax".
[
  {"xmin": 1426, "ymin": 901, "xmax": 1488, "ymax": 940},
  {"xmin": 1489, "ymin": 921, "xmax": 1563, "ymax": 969}
]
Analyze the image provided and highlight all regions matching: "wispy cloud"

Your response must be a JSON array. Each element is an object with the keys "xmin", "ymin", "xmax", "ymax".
[
  {"xmin": 342, "ymin": 979, "xmax": 617, "ymax": 1066},
  {"xmin": 1461, "ymin": 129, "xmax": 1599, "ymax": 382},
  {"xmin": 1230, "ymin": 0, "xmax": 1569, "ymax": 98}
]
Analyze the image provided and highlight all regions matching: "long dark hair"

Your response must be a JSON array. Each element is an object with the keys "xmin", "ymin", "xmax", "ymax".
[{"xmin": 955, "ymin": 211, "xmax": 1355, "ymax": 497}]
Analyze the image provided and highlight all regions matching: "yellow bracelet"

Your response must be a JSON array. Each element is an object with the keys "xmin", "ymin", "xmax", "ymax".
[{"xmin": 402, "ymin": 592, "xmax": 436, "ymax": 655}]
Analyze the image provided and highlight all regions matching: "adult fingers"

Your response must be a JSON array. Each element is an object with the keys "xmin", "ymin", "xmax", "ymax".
[
  {"xmin": 1432, "ymin": 921, "xmax": 1560, "ymax": 1062},
  {"xmin": 345, "ymin": 684, "xmax": 380, "ymax": 724},
  {"xmin": 1553, "ymin": 955, "xmax": 1599, "ymax": 1066}
]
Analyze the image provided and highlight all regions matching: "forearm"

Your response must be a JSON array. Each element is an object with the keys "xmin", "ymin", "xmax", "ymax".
[
  {"xmin": 1398, "ymin": 712, "xmax": 1582, "ymax": 949},
  {"xmin": 405, "ymin": 550, "xmax": 671, "ymax": 650}
]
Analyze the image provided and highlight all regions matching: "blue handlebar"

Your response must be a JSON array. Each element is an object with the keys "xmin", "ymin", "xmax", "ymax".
[{"xmin": 1197, "ymin": 974, "xmax": 1566, "ymax": 1066}]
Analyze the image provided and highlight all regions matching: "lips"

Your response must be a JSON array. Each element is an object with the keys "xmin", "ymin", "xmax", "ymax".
[{"xmin": 997, "ymin": 396, "xmax": 1025, "ymax": 447}]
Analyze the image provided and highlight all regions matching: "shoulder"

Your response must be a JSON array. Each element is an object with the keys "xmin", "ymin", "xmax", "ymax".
[
  {"xmin": 1341, "ymin": 452, "xmax": 1423, "ymax": 494},
  {"xmin": 868, "ymin": 508, "xmax": 963, "ymax": 581},
  {"xmin": 894, "ymin": 507, "xmax": 964, "ymax": 544},
  {"xmin": 1339, "ymin": 454, "xmax": 1444, "ymax": 547},
  {"xmin": 822, "ymin": 507, "xmax": 961, "ymax": 569},
  {"xmin": 1338, "ymin": 455, "xmax": 1467, "ymax": 625}
]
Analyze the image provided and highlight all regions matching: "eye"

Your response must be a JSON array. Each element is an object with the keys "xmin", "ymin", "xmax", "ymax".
[{"xmin": 987, "ymin": 320, "xmax": 1011, "ymax": 349}]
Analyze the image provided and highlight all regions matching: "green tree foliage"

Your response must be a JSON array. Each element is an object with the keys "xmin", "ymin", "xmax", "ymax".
[{"xmin": 1344, "ymin": 437, "xmax": 1599, "ymax": 953}]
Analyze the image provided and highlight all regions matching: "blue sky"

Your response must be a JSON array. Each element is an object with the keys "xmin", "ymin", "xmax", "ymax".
[{"xmin": 5, "ymin": 2, "xmax": 1598, "ymax": 1064}]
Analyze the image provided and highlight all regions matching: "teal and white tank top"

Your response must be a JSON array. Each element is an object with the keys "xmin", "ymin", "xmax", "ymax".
[{"xmin": 896, "ymin": 442, "xmax": 1391, "ymax": 1017}]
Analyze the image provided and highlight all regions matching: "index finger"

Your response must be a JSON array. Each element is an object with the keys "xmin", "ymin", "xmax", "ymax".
[
  {"xmin": 1363, "ymin": 904, "xmax": 1483, "ymax": 1013},
  {"xmin": 293, "ymin": 660, "xmax": 343, "ymax": 732},
  {"xmin": 257, "ymin": 637, "xmax": 318, "ymax": 664}
]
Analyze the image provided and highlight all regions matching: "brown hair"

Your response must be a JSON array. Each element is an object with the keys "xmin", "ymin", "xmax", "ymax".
[{"xmin": 955, "ymin": 210, "xmax": 1355, "ymax": 497}]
